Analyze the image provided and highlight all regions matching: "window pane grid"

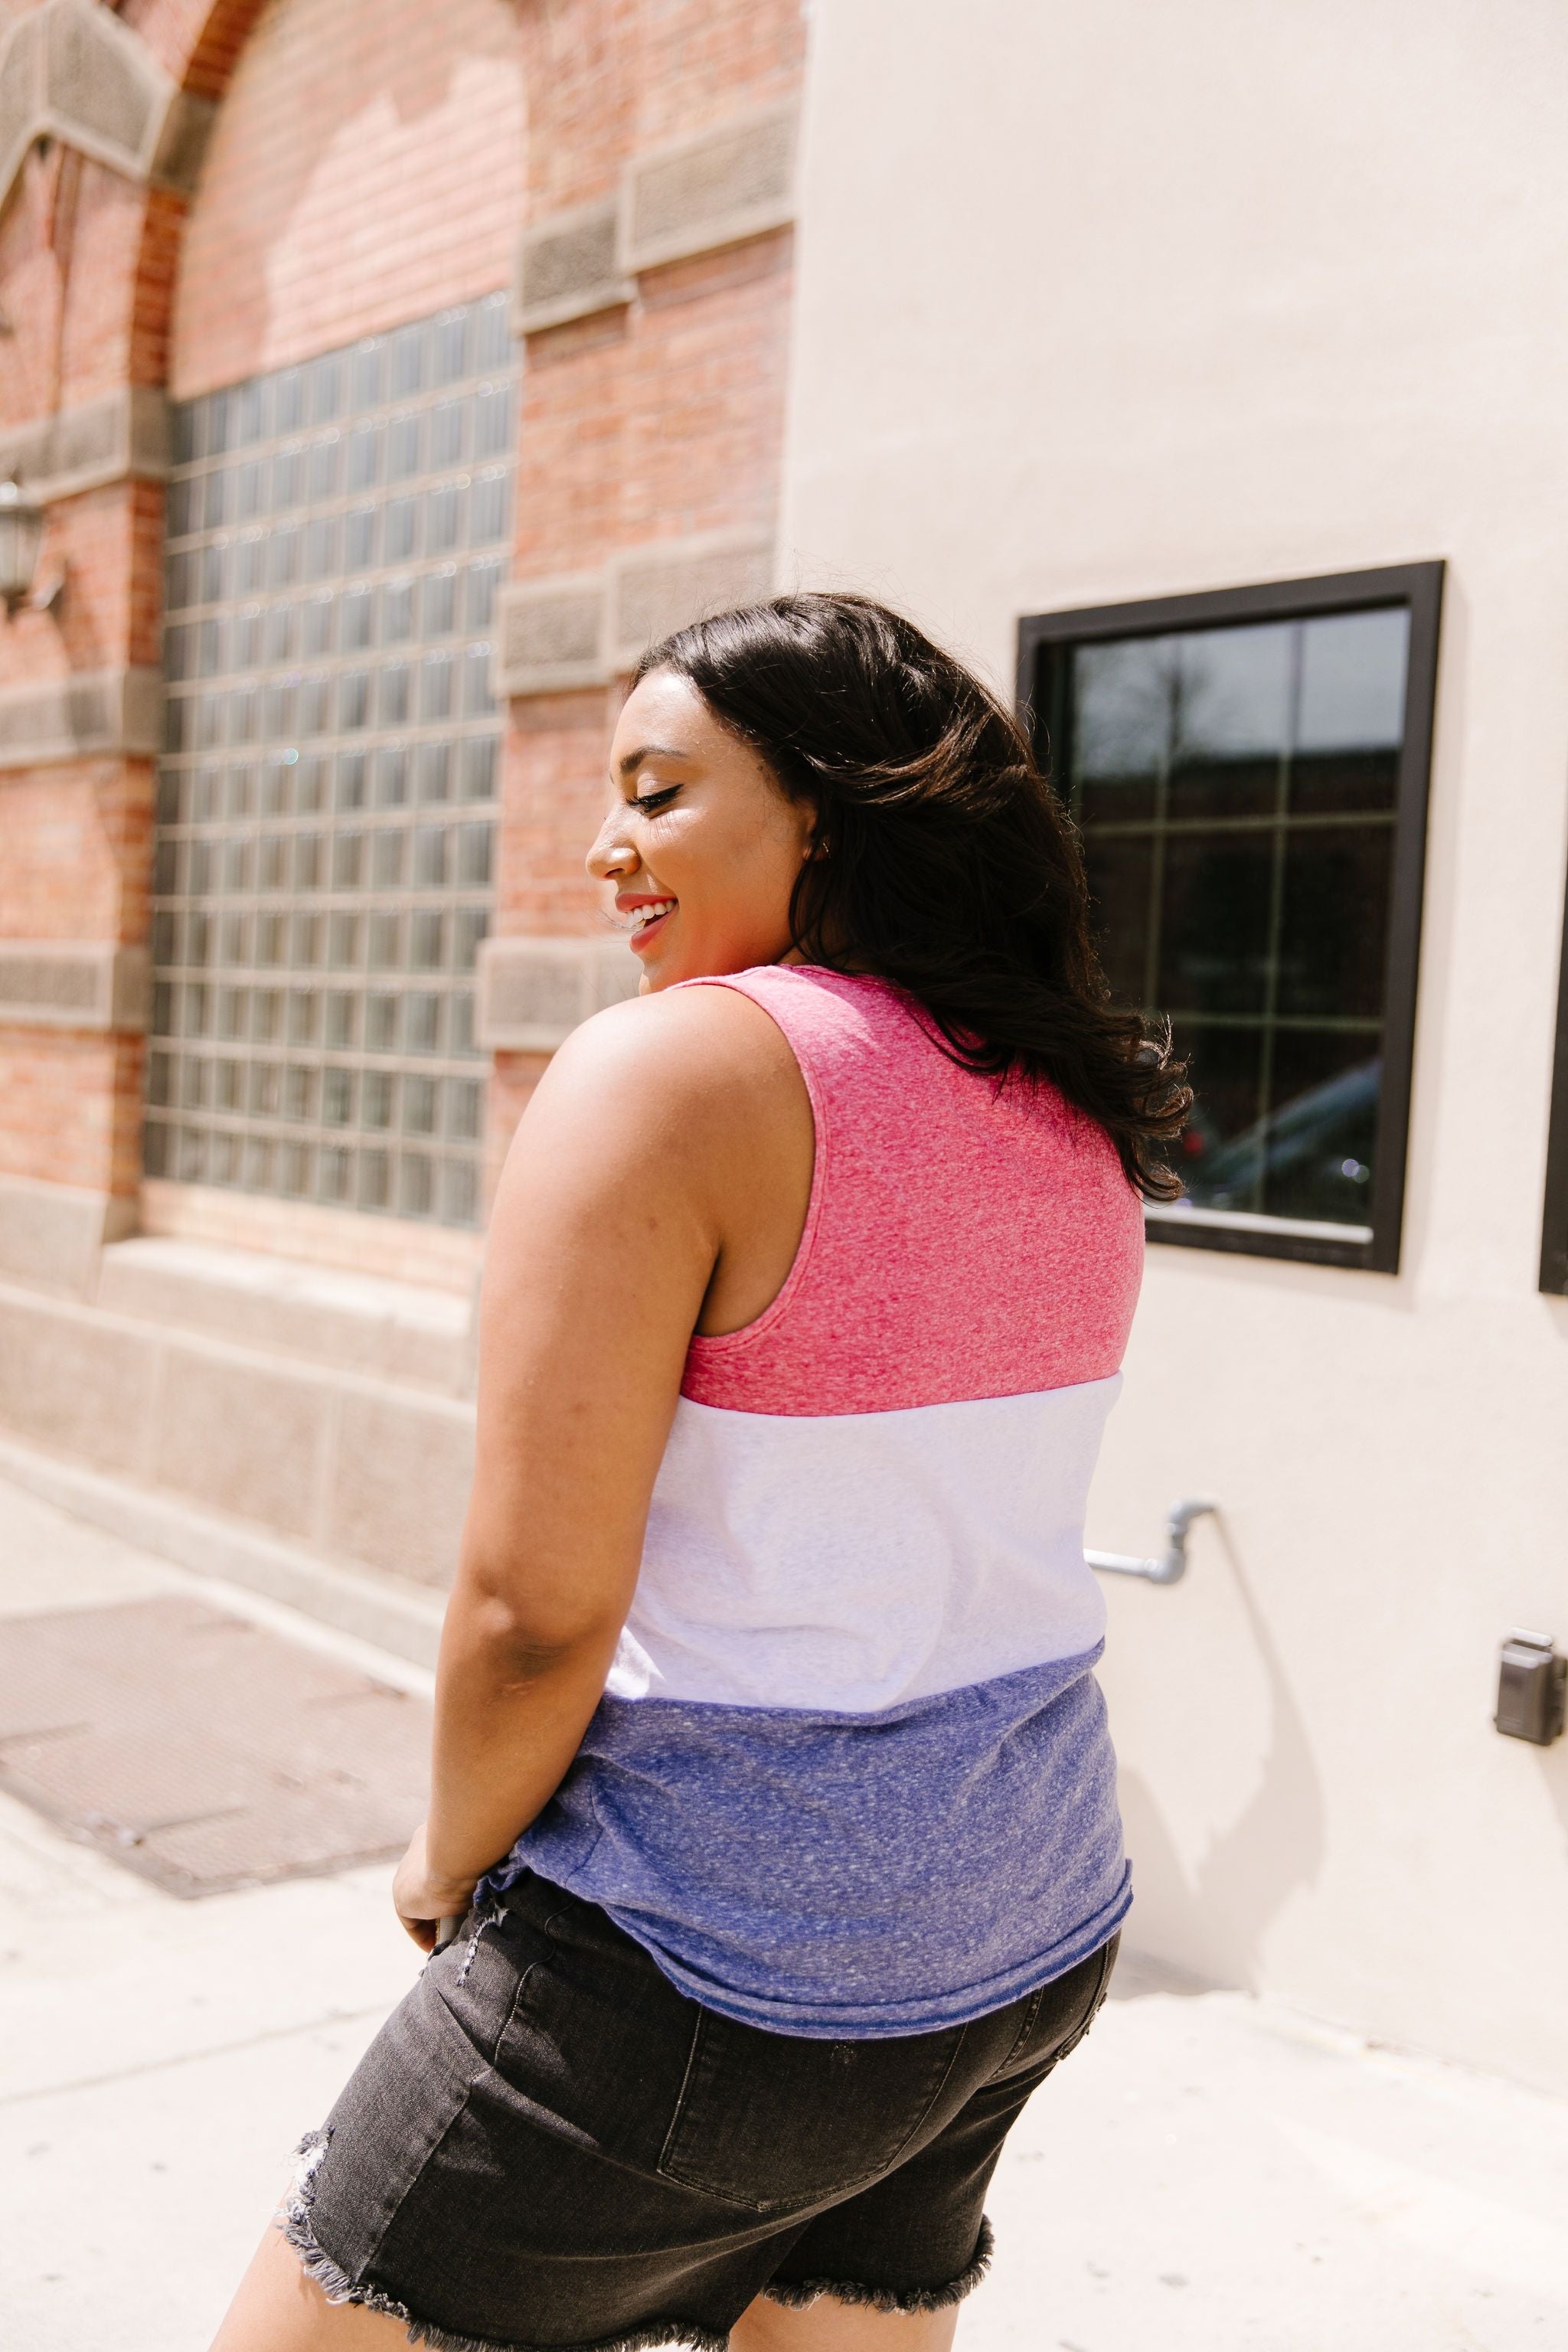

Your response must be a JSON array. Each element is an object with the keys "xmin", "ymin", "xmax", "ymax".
[
  {"xmin": 1060, "ymin": 606, "xmax": 1410, "ymax": 1232},
  {"xmin": 1077, "ymin": 807, "xmax": 1398, "ymax": 839},
  {"xmin": 150, "ymin": 296, "xmax": 514, "ymax": 1227}
]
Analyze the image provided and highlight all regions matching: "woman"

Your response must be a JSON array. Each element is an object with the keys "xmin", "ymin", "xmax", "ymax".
[{"xmin": 214, "ymin": 593, "xmax": 1188, "ymax": 2352}]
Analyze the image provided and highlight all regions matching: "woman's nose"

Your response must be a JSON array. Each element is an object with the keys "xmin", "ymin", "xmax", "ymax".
[{"xmin": 586, "ymin": 818, "xmax": 637, "ymax": 884}]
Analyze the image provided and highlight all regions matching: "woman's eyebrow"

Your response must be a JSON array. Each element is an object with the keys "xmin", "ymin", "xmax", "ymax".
[{"xmin": 616, "ymin": 743, "xmax": 691, "ymax": 777}]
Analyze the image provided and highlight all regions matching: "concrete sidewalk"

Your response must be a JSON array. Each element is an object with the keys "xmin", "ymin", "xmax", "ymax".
[{"xmin": 2, "ymin": 1474, "xmax": 1566, "ymax": 2351}]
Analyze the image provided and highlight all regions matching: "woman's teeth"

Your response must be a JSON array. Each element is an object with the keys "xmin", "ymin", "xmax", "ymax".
[{"xmin": 632, "ymin": 900, "xmax": 675, "ymax": 930}]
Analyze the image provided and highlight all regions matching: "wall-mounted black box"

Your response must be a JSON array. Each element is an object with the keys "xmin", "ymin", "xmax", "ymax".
[{"xmin": 1494, "ymin": 1632, "xmax": 1566, "ymax": 1746}]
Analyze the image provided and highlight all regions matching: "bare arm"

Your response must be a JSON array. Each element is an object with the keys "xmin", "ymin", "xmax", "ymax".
[{"xmin": 393, "ymin": 985, "xmax": 808, "ymax": 1944}]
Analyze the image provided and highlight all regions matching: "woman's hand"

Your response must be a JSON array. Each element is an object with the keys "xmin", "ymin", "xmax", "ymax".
[{"xmin": 392, "ymin": 1820, "xmax": 479, "ymax": 1953}]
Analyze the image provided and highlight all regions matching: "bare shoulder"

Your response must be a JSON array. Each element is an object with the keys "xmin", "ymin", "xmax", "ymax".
[
  {"xmin": 511, "ymin": 978, "xmax": 808, "ymax": 1194},
  {"xmin": 538, "ymin": 981, "xmax": 801, "ymax": 1119},
  {"xmin": 493, "ymin": 982, "xmax": 813, "ymax": 1326}
]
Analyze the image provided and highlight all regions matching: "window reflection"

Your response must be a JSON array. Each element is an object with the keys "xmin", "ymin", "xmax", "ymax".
[{"xmin": 1059, "ymin": 604, "xmax": 1410, "ymax": 1231}]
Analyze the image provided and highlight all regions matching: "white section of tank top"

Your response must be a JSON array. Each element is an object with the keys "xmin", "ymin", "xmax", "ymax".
[{"xmin": 606, "ymin": 1373, "xmax": 1121, "ymax": 1714}]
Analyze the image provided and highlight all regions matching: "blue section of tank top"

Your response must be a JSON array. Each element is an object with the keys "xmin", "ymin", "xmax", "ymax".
[{"xmin": 481, "ymin": 1645, "xmax": 1131, "ymax": 2037}]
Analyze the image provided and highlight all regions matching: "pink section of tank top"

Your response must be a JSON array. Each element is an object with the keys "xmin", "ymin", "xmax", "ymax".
[{"xmin": 679, "ymin": 965, "xmax": 1144, "ymax": 1416}]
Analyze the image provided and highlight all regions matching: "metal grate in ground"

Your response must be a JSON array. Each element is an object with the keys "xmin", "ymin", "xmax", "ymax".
[{"xmin": 0, "ymin": 1593, "xmax": 430, "ymax": 1896}]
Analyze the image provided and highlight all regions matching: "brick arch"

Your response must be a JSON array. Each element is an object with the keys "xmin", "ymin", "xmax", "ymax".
[
  {"xmin": 0, "ymin": 0, "xmax": 273, "ymax": 1241},
  {"xmin": 124, "ymin": 0, "xmax": 525, "ymax": 401},
  {"xmin": 126, "ymin": 0, "xmax": 279, "ymax": 105},
  {"xmin": 0, "ymin": 0, "xmax": 531, "ymax": 1240},
  {"xmin": 123, "ymin": 0, "xmax": 274, "ymax": 386},
  {"xmin": 0, "ymin": 0, "xmax": 804, "ymax": 1258}
]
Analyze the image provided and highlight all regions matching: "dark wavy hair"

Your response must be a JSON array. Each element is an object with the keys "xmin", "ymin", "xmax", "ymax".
[{"xmin": 633, "ymin": 592, "xmax": 1191, "ymax": 1200}]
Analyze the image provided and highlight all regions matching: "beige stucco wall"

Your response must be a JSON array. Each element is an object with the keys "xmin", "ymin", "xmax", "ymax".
[{"xmin": 779, "ymin": 0, "xmax": 1568, "ymax": 2090}]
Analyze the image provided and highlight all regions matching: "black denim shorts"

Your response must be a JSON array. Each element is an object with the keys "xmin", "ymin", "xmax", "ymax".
[{"xmin": 283, "ymin": 1870, "xmax": 1119, "ymax": 2352}]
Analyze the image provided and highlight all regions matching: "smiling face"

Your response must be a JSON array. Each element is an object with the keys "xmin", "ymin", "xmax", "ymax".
[{"xmin": 588, "ymin": 669, "xmax": 819, "ymax": 990}]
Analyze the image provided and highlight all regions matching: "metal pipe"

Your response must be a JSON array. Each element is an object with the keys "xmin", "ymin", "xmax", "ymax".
[{"xmin": 1086, "ymin": 1498, "xmax": 1217, "ymax": 1586}]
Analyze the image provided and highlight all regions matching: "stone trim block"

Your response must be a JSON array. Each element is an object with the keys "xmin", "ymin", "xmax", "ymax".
[
  {"xmin": 47, "ymin": 0, "xmax": 160, "ymax": 165},
  {"xmin": 139, "ymin": 1179, "xmax": 482, "ymax": 1295},
  {"xmin": 328, "ymin": 1387, "xmax": 476, "ymax": 1587},
  {"xmin": 0, "ymin": 942, "xmax": 149, "ymax": 1032},
  {"xmin": 494, "ymin": 573, "xmax": 610, "ymax": 696},
  {"xmin": 0, "ymin": 665, "xmax": 163, "ymax": 769},
  {"xmin": 513, "ymin": 198, "xmax": 634, "ymax": 335},
  {"xmin": 149, "ymin": 86, "xmax": 217, "ymax": 194},
  {"xmin": 621, "ymin": 103, "xmax": 798, "ymax": 276},
  {"xmin": 609, "ymin": 531, "xmax": 776, "ymax": 670},
  {"xmin": 0, "ymin": 11, "xmax": 42, "ymax": 207},
  {"xmin": 152, "ymin": 1342, "xmax": 329, "ymax": 1541},
  {"xmin": 0, "ymin": 1173, "xmax": 138, "ymax": 1299},
  {"xmin": 0, "ymin": 1278, "xmax": 477, "ymax": 1584},
  {"xmin": 497, "ymin": 533, "xmax": 776, "ymax": 699},
  {"xmin": 512, "ymin": 102, "xmax": 798, "ymax": 338},
  {"xmin": 0, "ymin": 386, "xmax": 172, "ymax": 505},
  {"xmin": 95, "ymin": 1235, "xmax": 474, "ymax": 1396},
  {"xmin": 0, "ymin": 1282, "xmax": 158, "ymax": 1473},
  {"xmin": 477, "ymin": 935, "xmax": 641, "ymax": 1052},
  {"xmin": 0, "ymin": 0, "xmax": 211, "ymax": 214},
  {"xmin": 0, "ymin": 1433, "xmax": 447, "ymax": 1671}
]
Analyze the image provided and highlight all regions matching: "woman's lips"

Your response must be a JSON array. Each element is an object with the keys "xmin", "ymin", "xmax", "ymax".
[{"xmin": 626, "ymin": 900, "xmax": 675, "ymax": 955}]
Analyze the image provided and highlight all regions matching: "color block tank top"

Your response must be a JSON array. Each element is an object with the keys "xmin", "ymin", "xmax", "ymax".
[{"xmin": 492, "ymin": 965, "xmax": 1145, "ymax": 2036}]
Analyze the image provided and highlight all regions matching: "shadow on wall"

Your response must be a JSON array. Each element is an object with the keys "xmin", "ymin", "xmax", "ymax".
[{"xmin": 1115, "ymin": 1514, "xmax": 1327, "ymax": 1998}]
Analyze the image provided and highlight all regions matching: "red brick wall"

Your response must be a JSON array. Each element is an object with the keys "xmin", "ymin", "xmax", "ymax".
[
  {"xmin": 514, "ymin": 231, "xmax": 795, "ymax": 584},
  {"xmin": 0, "ymin": 765, "xmax": 155, "ymax": 947},
  {"xmin": 520, "ymin": 0, "xmax": 802, "ymax": 216},
  {"xmin": 0, "ymin": 147, "xmax": 165, "ymax": 714},
  {"xmin": 0, "ymin": 141, "xmax": 166, "ymax": 1194},
  {"xmin": 1, "ymin": 0, "xmax": 527, "ymax": 1204},
  {"xmin": 130, "ymin": 190, "xmax": 187, "ymax": 396},
  {"xmin": 497, "ymin": 688, "xmax": 624, "ymax": 941},
  {"xmin": 0, "ymin": 0, "xmax": 805, "ymax": 1223},
  {"xmin": 492, "ymin": 0, "xmax": 805, "ymax": 1167},
  {"xmin": 0, "ymin": 146, "xmax": 166, "ymax": 434},
  {"xmin": 123, "ymin": 0, "xmax": 266, "ymax": 95},
  {"xmin": 169, "ymin": 0, "xmax": 525, "ymax": 397},
  {"xmin": 0, "ymin": 480, "xmax": 164, "ymax": 697},
  {"xmin": 488, "ymin": 1048, "xmax": 552, "ymax": 1204},
  {"xmin": 0, "ymin": 1031, "xmax": 146, "ymax": 1194}
]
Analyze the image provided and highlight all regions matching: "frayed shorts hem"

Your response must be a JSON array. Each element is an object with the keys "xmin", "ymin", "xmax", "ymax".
[
  {"xmin": 279, "ymin": 2134, "xmax": 731, "ymax": 2352},
  {"xmin": 761, "ymin": 2216, "xmax": 995, "ymax": 2316},
  {"xmin": 281, "ymin": 2125, "xmax": 993, "ymax": 2349}
]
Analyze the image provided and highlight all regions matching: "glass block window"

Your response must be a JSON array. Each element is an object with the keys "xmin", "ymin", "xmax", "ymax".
[
  {"xmin": 149, "ymin": 294, "xmax": 515, "ymax": 1228},
  {"xmin": 1021, "ymin": 567, "xmax": 1443, "ymax": 1271}
]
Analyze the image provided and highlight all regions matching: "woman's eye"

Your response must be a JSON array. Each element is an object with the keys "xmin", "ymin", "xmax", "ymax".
[{"xmin": 633, "ymin": 786, "xmax": 681, "ymax": 814}]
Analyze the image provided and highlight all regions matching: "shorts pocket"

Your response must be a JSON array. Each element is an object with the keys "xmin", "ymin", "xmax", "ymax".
[
  {"xmin": 488, "ymin": 1890, "xmax": 708, "ymax": 2174},
  {"xmin": 991, "ymin": 1932, "xmax": 1119, "ymax": 2083},
  {"xmin": 657, "ymin": 2007, "xmax": 969, "ymax": 2214},
  {"xmin": 305, "ymin": 1973, "xmax": 488, "ymax": 2282}
]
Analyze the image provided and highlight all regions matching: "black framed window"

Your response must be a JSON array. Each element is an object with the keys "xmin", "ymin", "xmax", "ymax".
[
  {"xmin": 1019, "ymin": 565, "xmax": 1443, "ymax": 1272},
  {"xmin": 1542, "ymin": 881, "xmax": 1568, "ymax": 1295}
]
